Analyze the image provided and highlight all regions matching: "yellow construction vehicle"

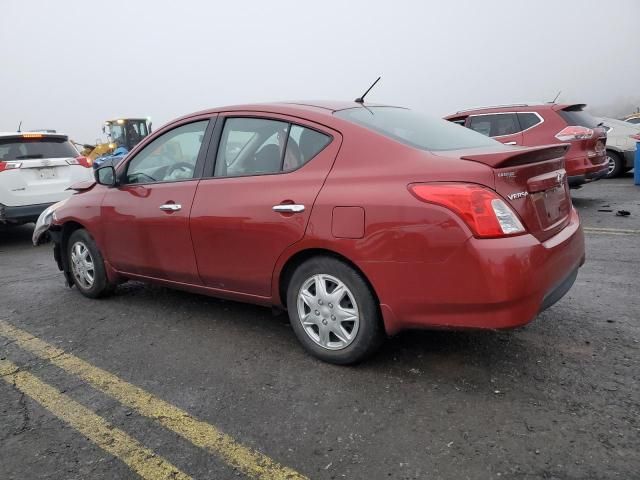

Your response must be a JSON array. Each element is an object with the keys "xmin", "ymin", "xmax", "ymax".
[{"xmin": 78, "ymin": 117, "xmax": 152, "ymax": 162}]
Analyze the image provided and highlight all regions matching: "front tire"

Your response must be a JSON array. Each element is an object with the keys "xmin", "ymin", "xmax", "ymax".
[
  {"xmin": 67, "ymin": 229, "xmax": 115, "ymax": 298},
  {"xmin": 605, "ymin": 150, "xmax": 624, "ymax": 178},
  {"xmin": 286, "ymin": 256, "xmax": 384, "ymax": 364}
]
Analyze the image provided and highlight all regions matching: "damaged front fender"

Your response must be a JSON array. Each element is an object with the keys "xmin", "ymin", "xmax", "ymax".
[{"xmin": 32, "ymin": 199, "xmax": 68, "ymax": 246}]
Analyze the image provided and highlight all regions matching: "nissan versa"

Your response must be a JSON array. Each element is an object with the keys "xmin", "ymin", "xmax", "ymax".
[{"xmin": 33, "ymin": 101, "xmax": 585, "ymax": 364}]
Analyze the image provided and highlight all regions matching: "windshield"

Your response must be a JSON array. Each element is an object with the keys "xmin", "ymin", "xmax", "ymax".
[
  {"xmin": 0, "ymin": 137, "xmax": 77, "ymax": 160},
  {"xmin": 108, "ymin": 120, "xmax": 149, "ymax": 148},
  {"xmin": 334, "ymin": 106, "xmax": 501, "ymax": 151}
]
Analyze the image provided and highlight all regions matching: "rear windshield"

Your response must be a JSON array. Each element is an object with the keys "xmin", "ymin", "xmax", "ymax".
[
  {"xmin": 558, "ymin": 108, "xmax": 600, "ymax": 128},
  {"xmin": 0, "ymin": 137, "xmax": 77, "ymax": 161},
  {"xmin": 334, "ymin": 107, "xmax": 500, "ymax": 151}
]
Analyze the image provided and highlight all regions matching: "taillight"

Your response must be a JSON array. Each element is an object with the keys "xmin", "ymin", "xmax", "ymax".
[
  {"xmin": 0, "ymin": 161, "xmax": 22, "ymax": 173},
  {"xmin": 409, "ymin": 183, "xmax": 526, "ymax": 238},
  {"xmin": 66, "ymin": 155, "xmax": 92, "ymax": 168},
  {"xmin": 630, "ymin": 134, "xmax": 640, "ymax": 141},
  {"xmin": 555, "ymin": 126, "xmax": 594, "ymax": 141}
]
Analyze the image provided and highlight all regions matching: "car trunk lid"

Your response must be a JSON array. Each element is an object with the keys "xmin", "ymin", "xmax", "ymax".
[{"xmin": 460, "ymin": 144, "xmax": 571, "ymax": 242}]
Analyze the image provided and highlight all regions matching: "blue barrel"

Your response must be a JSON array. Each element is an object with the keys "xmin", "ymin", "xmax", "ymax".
[{"xmin": 636, "ymin": 141, "xmax": 640, "ymax": 185}]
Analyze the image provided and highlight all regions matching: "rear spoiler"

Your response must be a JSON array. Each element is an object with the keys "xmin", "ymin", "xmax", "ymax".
[
  {"xmin": 552, "ymin": 103, "xmax": 587, "ymax": 112},
  {"xmin": 461, "ymin": 144, "xmax": 569, "ymax": 168},
  {"xmin": 0, "ymin": 133, "xmax": 68, "ymax": 142}
]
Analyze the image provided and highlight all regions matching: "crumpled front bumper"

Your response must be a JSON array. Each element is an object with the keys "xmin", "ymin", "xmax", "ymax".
[{"xmin": 32, "ymin": 200, "xmax": 67, "ymax": 246}]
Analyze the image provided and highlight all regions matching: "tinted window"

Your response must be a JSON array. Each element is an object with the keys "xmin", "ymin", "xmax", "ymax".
[
  {"xmin": 626, "ymin": 118, "xmax": 640, "ymax": 125},
  {"xmin": 126, "ymin": 121, "xmax": 208, "ymax": 184},
  {"xmin": 469, "ymin": 114, "xmax": 519, "ymax": 137},
  {"xmin": 558, "ymin": 108, "xmax": 599, "ymax": 128},
  {"xmin": 335, "ymin": 107, "xmax": 499, "ymax": 151},
  {"xmin": 517, "ymin": 112, "xmax": 542, "ymax": 130},
  {"xmin": 215, "ymin": 118, "xmax": 330, "ymax": 177},
  {"xmin": 0, "ymin": 137, "xmax": 77, "ymax": 161},
  {"xmin": 287, "ymin": 125, "xmax": 331, "ymax": 169}
]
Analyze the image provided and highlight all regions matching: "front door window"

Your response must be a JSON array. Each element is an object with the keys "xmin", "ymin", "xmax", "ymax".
[{"xmin": 126, "ymin": 121, "xmax": 208, "ymax": 184}]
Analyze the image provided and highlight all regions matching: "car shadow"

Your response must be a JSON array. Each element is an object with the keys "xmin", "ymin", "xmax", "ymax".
[
  {"xmin": 0, "ymin": 224, "xmax": 35, "ymax": 248},
  {"xmin": 110, "ymin": 282, "xmax": 532, "ymax": 381}
]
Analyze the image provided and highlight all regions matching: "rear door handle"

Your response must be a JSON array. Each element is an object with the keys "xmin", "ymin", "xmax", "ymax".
[
  {"xmin": 504, "ymin": 141, "xmax": 518, "ymax": 145},
  {"xmin": 272, "ymin": 204, "xmax": 305, "ymax": 213},
  {"xmin": 159, "ymin": 203, "xmax": 181, "ymax": 211}
]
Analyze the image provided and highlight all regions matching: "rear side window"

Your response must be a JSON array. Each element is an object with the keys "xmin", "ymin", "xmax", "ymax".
[
  {"xmin": 0, "ymin": 137, "xmax": 77, "ymax": 161},
  {"xmin": 215, "ymin": 118, "xmax": 331, "ymax": 177},
  {"xmin": 335, "ymin": 107, "xmax": 499, "ymax": 151},
  {"xmin": 558, "ymin": 108, "xmax": 599, "ymax": 128},
  {"xmin": 468, "ymin": 114, "xmax": 519, "ymax": 137},
  {"xmin": 517, "ymin": 113, "xmax": 542, "ymax": 130}
]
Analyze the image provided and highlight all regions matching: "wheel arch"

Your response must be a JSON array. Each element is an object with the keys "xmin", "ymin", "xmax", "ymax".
[
  {"xmin": 276, "ymin": 247, "xmax": 380, "ymax": 311},
  {"xmin": 57, "ymin": 221, "xmax": 87, "ymax": 286}
]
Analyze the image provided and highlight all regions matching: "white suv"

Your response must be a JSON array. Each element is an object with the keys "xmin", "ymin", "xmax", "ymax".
[{"xmin": 0, "ymin": 132, "xmax": 93, "ymax": 225}]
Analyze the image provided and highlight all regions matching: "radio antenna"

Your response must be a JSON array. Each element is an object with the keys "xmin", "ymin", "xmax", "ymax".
[
  {"xmin": 355, "ymin": 76, "xmax": 381, "ymax": 104},
  {"xmin": 551, "ymin": 91, "xmax": 562, "ymax": 104}
]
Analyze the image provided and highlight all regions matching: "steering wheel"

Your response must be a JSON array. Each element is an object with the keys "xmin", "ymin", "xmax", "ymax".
[{"xmin": 164, "ymin": 161, "xmax": 195, "ymax": 177}]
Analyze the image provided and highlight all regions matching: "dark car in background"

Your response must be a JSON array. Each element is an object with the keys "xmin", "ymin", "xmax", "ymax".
[{"xmin": 445, "ymin": 103, "xmax": 608, "ymax": 188}]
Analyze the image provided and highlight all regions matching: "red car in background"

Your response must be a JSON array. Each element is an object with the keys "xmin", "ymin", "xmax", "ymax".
[
  {"xmin": 33, "ymin": 101, "xmax": 585, "ymax": 364},
  {"xmin": 445, "ymin": 103, "xmax": 608, "ymax": 188}
]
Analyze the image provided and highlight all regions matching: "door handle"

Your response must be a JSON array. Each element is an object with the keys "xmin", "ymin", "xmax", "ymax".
[
  {"xmin": 272, "ymin": 204, "xmax": 305, "ymax": 213},
  {"xmin": 159, "ymin": 203, "xmax": 182, "ymax": 211},
  {"xmin": 504, "ymin": 141, "xmax": 518, "ymax": 145}
]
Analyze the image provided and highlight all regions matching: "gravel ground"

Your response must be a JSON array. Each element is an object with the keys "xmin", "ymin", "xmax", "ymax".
[{"xmin": 1, "ymin": 174, "xmax": 638, "ymax": 480}]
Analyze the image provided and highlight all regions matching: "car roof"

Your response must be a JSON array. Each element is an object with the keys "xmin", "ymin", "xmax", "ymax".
[
  {"xmin": 445, "ymin": 103, "xmax": 586, "ymax": 118},
  {"xmin": 175, "ymin": 100, "xmax": 401, "ymax": 124}
]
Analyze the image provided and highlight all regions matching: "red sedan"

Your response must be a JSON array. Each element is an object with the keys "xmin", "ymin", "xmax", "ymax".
[{"xmin": 33, "ymin": 101, "xmax": 585, "ymax": 364}]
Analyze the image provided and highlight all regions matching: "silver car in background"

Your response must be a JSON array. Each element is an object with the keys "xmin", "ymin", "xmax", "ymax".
[{"xmin": 598, "ymin": 117, "xmax": 639, "ymax": 178}]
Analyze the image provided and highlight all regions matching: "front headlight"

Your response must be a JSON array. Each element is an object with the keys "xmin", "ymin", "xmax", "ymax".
[{"xmin": 32, "ymin": 199, "xmax": 68, "ymax": 246}]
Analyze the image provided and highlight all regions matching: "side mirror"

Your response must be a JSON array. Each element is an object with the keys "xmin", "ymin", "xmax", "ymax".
[{"xmin": 95, "ymin": 165, "xmax": 117, "ymax": 186}]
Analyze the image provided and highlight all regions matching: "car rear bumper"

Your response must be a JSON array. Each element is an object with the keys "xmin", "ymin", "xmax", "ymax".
[
  {"xmin": 0, "ymin": 202, "xmax": 53, "ymax": 224},
  {"xmin": 565, "ymin": 153, "xmax": 608, "ymax": 187},
  {"xmin": 367, "ymin": 208, "xmax": 585, "ymax": 335}
]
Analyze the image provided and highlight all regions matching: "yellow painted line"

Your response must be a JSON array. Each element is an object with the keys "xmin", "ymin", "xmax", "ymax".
[
  {"xmin": 0, "ymin": 358, "xmax": 190, "ymax": 480},
  {"xmin": 0, "ymin": 320, "xmax": 306, "ymax": 480}
]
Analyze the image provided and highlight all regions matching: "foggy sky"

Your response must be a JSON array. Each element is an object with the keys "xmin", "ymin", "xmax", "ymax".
[{"xmin": 1, "ymin": 0, "xmax": 639, "ymax": 143}]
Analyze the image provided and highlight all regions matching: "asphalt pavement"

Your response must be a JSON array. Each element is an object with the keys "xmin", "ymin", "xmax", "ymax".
[{"xmin": 1, "ymin": 174, "xmax": 638, "ymax": 480}]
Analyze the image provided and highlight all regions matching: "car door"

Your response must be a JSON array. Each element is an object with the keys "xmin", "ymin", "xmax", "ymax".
[
  {"xmin": 100, "ymin": 117, "xmax": 214, "ymax": 284},
  {"xmin": 189, "ymin": 114, "xmax": 341, "ymax": 299},
  {"xmin": 467, "ymin": 113, "xmax": 523, "ymax": 146}
]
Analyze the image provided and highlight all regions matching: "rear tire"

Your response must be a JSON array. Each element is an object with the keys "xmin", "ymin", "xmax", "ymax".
[
  {"xmin": 67, "ymin": 229, "xmax": 115, "ymax": 299},
  {"xmin": 286, "ymin": 256, "xmax": 385, "ymax": 364},
  {"xmin": 605, "ymin": 150, "xmax": 624, "ymax": 178}
]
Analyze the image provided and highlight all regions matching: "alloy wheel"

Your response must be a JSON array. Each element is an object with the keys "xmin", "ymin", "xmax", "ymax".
[
  {"xmin": 297, "ymin": 274, "xmax": 360, "ymax": 350},
  {"xmin": 607, "ymin": 155, "xmax": 615, "ymax": 176}
]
